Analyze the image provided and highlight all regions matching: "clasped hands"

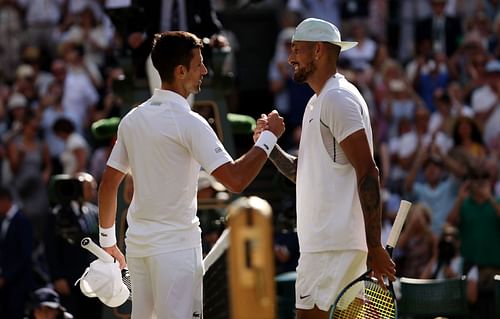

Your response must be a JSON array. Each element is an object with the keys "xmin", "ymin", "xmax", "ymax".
[{"xmin": 253, "ymin": 110, "xmax": 285, "ymax": 142}]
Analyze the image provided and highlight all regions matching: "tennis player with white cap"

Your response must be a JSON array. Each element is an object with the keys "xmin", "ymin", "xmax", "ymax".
[
  {"xmin": 98, "ymin": 31, "xmax": 284, "ymax": 319},
  {"xmin": 255, "ymin": 18, "xmax": 396, "ymax": 319}
]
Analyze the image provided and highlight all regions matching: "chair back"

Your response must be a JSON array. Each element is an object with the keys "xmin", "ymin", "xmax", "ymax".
[{"xmin": 398, "ymin": 276, "xmax": 469, "ymax": 318}]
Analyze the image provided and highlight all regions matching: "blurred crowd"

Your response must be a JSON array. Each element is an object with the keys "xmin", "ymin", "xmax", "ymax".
[{"xmin": 0, "ymin": 0, "xmax": 499, "ymax": 318}]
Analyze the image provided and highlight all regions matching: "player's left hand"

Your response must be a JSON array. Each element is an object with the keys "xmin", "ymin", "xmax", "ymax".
[
  {"xmin": 368, "ymin": 245, "xmax": 396, "ymax": 288},
  {"xmin": 103, "ymin": 245, "xmax": 127, "ymax": 270},
  {"xmin": 253, "ymin": 114, "xmax": 268, "ymax": 142}
]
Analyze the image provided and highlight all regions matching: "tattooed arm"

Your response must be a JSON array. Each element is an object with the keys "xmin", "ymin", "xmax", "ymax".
[
  {"xmin": 340, "ymin": 129, "xmax": 396, "ymax": 286},
  {"xmin": 254, "ymin": 114, "xmax": 298, "ymax": 183},
  {"xmin": 269, "ymin": 145, "xmax": 298, "ymax": 183}
]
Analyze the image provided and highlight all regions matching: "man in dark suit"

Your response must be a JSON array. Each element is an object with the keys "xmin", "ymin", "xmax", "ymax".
[
  {"xmin": 415, "ymin": 0, "xmax": 463, "ymax": 57},
  {"xmin": 119, "ymin": 0, "xmax": 227, "ymax": 81},
  {"xmin": 0, "ymin": 186, "xmax": 34, "ymax": 319}
]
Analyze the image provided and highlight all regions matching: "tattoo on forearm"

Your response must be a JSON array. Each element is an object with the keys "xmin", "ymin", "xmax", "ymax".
[
  {"xmin": 359, "ymin": 174, "xmax": 381, "ymax": 248},
  {"xmin": 269, "ymin": 145, "xmax": 297, "ymax": 183}
]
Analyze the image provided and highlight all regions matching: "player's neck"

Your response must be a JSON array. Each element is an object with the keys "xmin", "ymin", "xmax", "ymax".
[
  {"xmin": 309, "ymin": 66, "xmax": 337, "ymax": 95},
  {"xmin": 161, "ymin": 82, "xmax": 189, "ymax": 99}
]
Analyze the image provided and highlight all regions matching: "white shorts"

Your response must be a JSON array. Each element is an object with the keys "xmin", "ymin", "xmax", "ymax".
[
  {"xmin": 127, "ymin": 247, "xmax": 203, "ymax": 319},
  {"xmin": 295, "ymin": 250, "xmax": 367, "ymax": 311}
]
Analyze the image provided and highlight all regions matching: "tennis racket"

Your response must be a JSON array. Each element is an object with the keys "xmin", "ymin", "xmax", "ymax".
[
  {"xmin": 330, "ymin": 200, "xmax": 412, "ymax": 319},
  {"xmin": 81, "ymin": 237, "xmax": 132, "ymax": 300}
]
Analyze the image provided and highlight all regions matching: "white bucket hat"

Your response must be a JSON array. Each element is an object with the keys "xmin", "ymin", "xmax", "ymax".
[
  {"xmin": 77, "ymin": 259, "xmax": 130, "ymax": 307},
  {"xmin": 292, "ymin": 18, "xmax": 358, "ymax": 51}
]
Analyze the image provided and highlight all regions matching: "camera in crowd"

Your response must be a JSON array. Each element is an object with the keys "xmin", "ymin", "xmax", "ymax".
[{"xmin": 49, "ymin": 174, "xmax": 99, "ymax": 245}]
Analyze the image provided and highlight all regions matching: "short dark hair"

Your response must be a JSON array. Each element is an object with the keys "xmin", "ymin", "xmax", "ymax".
[
  {"xmin": 151, "ymin": 31, "xmax": 204, "ymax": 83},
  {"xmin": 0, "ymin": 186, "xmax": 13, "ymax": 201},
  {"xmin": 52, "ymin": 117, "xmax": 75, "ymax": 134}
]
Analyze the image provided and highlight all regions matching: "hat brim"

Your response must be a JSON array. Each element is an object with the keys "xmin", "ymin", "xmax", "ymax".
[
  {"xmin": 333, "ymin": 41, "xmax": 358, "ymax": 51},
  {"xmin": 99, "ymin": 283, "xmax": 130, "ymax": 307},
  {"xmin": 292, "ymin": 38, "xmax": 358, "ymax": 51},
  {"xmin": 39, "ymin": 301, "xmax": 62, "ymax": 309}
]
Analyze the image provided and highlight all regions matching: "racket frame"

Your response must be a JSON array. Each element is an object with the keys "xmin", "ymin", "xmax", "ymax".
[{"xmin": 330, "ymin": 200, "xmax": 412, "ymax": 318}]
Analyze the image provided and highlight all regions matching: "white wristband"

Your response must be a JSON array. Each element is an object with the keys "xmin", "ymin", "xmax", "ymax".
[
  {"xmin": 255, "ymin": 130, "xmax": 278, "ymax": 157},
  {"xmin": 99, "ymin": 224, "xmax": 117, "ymax": 248}
]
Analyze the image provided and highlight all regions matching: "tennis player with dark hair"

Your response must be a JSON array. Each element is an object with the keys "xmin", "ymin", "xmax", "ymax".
[
  {"xmin": 98, "ymin": 31, "xmax": 284, "ymax": 319},
  {"xmin": 255, "ymin": 18, "xmax": 396, "ymax": 319}
]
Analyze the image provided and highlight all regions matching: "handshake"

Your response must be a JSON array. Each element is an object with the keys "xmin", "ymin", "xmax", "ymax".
[{"xmin": 253, "ymin": 110, "xmax": 286, "ymax": 143}]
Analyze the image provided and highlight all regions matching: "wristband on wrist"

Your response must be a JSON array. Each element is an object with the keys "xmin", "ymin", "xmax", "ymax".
[
  {"xmin": 254, "ymin": 130, "xmax": 278, "ymax": 157},
  {"xmin": 99, "ymin": 224, "xmax": 117, "ymax": 247}
]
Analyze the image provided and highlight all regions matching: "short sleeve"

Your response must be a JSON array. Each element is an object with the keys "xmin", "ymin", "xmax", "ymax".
[
  {"xmin": 321, "ymin": 89, "xmax": 365, "ymax": 143},
  {"xmin": 106, "ymin": 122, "xmax": 130, "ymax": 174},
  {"xmin": 181, "ymin": 113, "xmax": 233, "ymax": 174}
]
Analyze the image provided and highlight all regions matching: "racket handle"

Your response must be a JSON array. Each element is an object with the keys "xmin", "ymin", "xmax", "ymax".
[
  {"xmin": 386, "ymin": 200, "xmax": 412, "ymax": 249},
  {"xmin": 81, "ymin": 237, "xmax": 115, "ymax": 263}
]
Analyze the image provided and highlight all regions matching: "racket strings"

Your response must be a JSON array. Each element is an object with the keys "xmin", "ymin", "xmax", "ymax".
[
  {"xmin": 332, "ymin": 281, "xmax": 396, "ymax": 318},
  {"xmin": 121, "ymin": 268, "xmax": 132, "ymax": 300}
]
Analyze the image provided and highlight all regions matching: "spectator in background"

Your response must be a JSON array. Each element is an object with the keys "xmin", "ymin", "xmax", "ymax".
[
  {"xmin": 446, "ymin": 81, "xmax": 475, "ymax": 118},
  {"xmin": 340, "ymin": 19, "xmax": 377, "ymax": 72},
  {"xmin": 12, "ymin": 64, "xmax": 39, "ymax": 107},
  {"xmin": 415, "ymin": 0, "xmax": 462, "ymax": 57},
  {"xmin": 380, "ymin": 78, "xmax": 423, "ymax": 139},
  {"xmin": 5, "ymin": 110, "xmax": 51, "ymax": 243},
  {"xmin": 56, "ymin": 5, "xmax": 114, "ymax": 70},
  {"xmin": 386, "ymin": 117, "xmax": 413, "ymax": 194},
  {"xmin": 16, "ymin": 0, "xmax": 64, "ymax": 56},
  {"xmin": 471, "ymin": 59, "xmax": 500, "ymax": 149},
  {"xmin": 37, "ymin": 81, "xmax": 66, "ymax": 175},
  {"xmin": 52, "ymin": 118, "xmax": 89, "ymax": 176},
  {"xmin": 428, "ymin": 90, "xmax": 455, "ymax": 136},
  {"xmin": 24, "ymin": 286, "xmax": 73, "ymax": 319},
  {"xmin": 413, "ymin": 51, "xmax": 450, "ymax": 112},
  {"xmin": 463, "ymin": 9, "xmax": 492, "ymax": 51},
  {"xmin": 449, "ymin": 33, "xmax": 489, "ymax": 95},
  {"xmin": 420, "ymin": 224, "xmax": 479, "ymax": 307},
  {"xmin": 449, "ymin": 116, "xmax": 487, "ymax": 171},
  {"xmin": 60, "ymin": 42, "xmax": 100, "ymax": 134},
  {"xmin": 396, "ymin": 202, "xmax": 437, "ymax": 278},
  {"xmin": 0, "ymin": 0, "xmax": 24, "ymax": 82},
  {"xmin": 3, "ymin": 92, "xmax": 29, "ymax": 143},
  {"xmin": 404, "ymin": 142, "xmax": 466, "ymax": 235},
  {"xmin": 19, "ymin": 46, "xmax": 55, "ymax": 98},
  {"xmin": 447, "ymin": 166, "xmax": 500, "ymax": 319},
  {"xmin": 0, "ymin": 186, "xmax": 33, "ymax": 319}
]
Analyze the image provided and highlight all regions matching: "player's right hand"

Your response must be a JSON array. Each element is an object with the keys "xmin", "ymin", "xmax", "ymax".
[
  {"xmin": 266, "ymin": 110, "xmax": 285, "ymax": 138},
  {"xmin": 368, "ymin": 245, "xmax": 396, "ymax": 289}
]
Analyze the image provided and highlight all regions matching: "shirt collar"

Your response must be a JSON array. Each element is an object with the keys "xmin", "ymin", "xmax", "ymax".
[
  {"xmin": 318, "ymin": 73, "xmax": 345, "ymax": 96},
  {"xmin": 150, "ymin": 89, "xmax": 191, "ymax": 112},
  {"xmin": 5, "ymin": 204, "xmax": 18, "ymax": 221}
]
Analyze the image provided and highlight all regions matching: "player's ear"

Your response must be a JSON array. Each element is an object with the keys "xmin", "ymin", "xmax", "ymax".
[{"xmin": 175, "ymin": 65, "xmax": 187, "ymax": 79}]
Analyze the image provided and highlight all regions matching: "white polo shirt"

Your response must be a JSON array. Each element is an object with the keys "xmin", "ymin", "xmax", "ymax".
[
  {"xmin": 107, "ymin": 89, "xmax": 232, "ymax": 257},
  {"xmin": 296, "ymin": 74, "xmax": 371, "ymax": 253}
]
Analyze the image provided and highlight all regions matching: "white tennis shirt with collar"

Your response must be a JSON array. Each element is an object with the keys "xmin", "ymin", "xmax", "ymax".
[
  {"xmin": 107, "ymin": 89, "xmax": 232, "ymax": 258},
  {"xmin": 296, "ymin": 73, "xmax": 372, "ymax": 253}
]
